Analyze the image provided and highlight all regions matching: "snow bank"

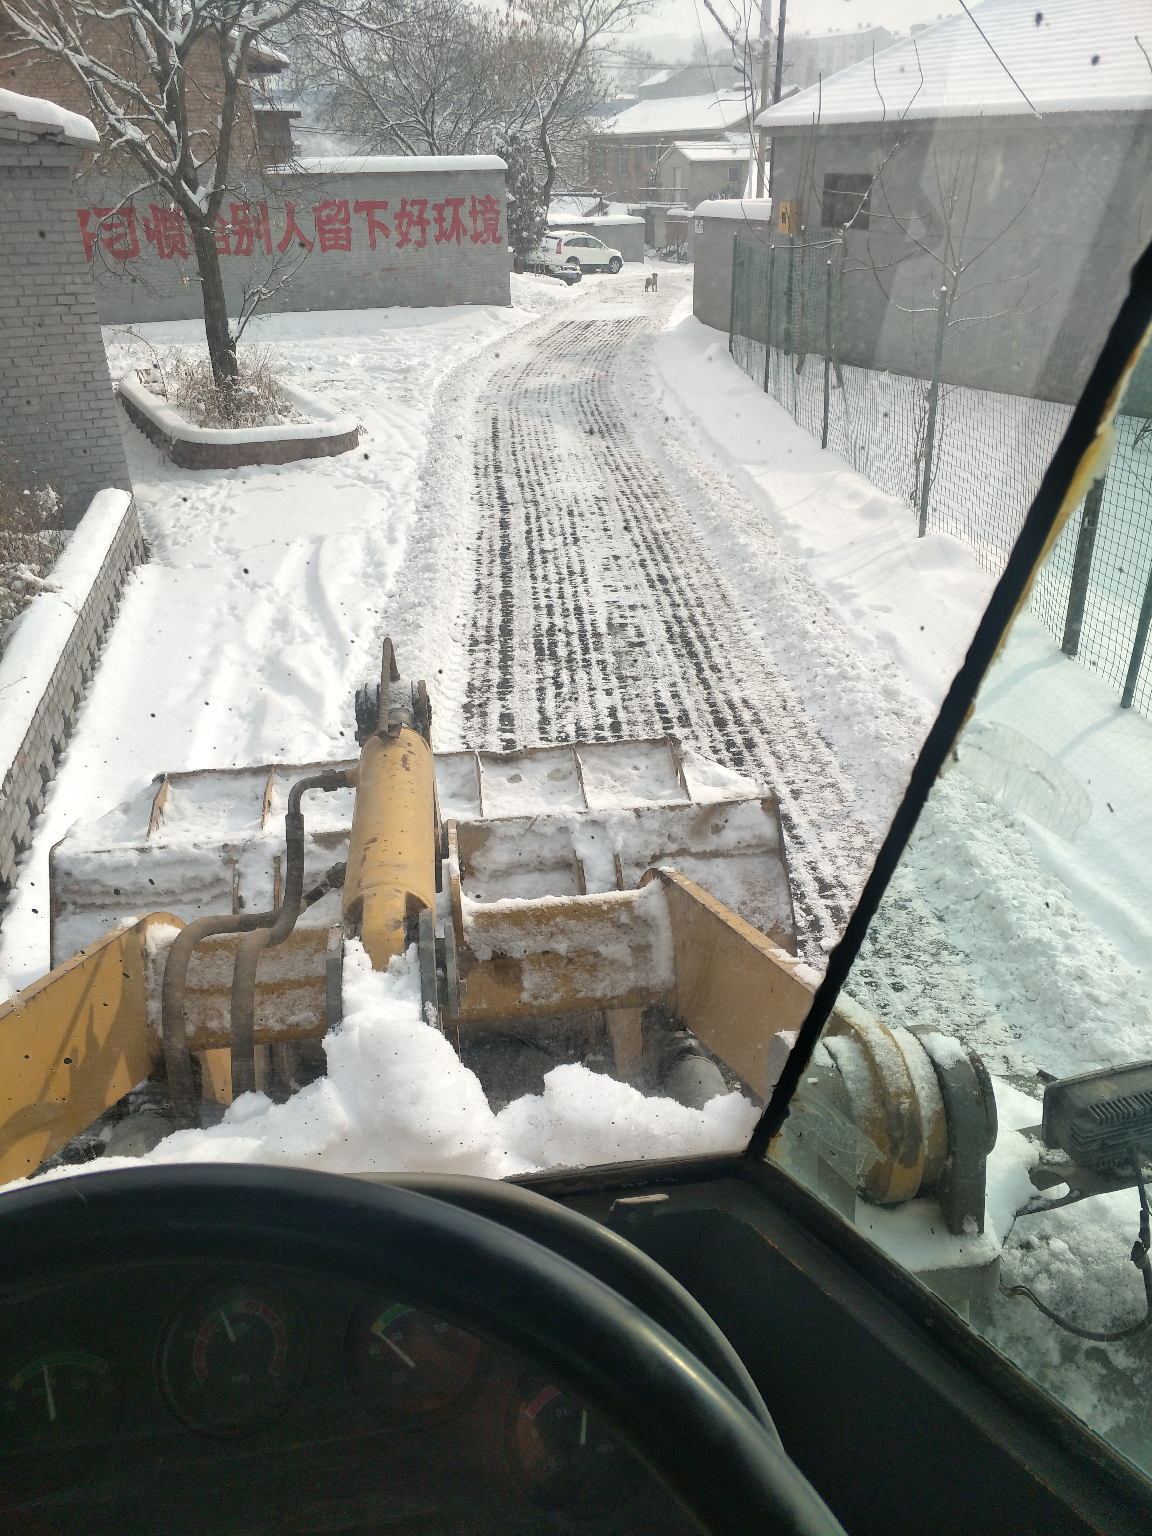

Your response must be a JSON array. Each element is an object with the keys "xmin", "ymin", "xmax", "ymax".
[
  {"xmin": 0, "ymin": 489, "xmax": 133, "ymax": 772},
  {"xmin": 693, "ymin": 198, "xmax": 772, "ymax": 220},
  {"xmin": 9, "ymin": 940, "xmax": 759, "ymax": 1188},
  {"xmin": 0, "ymin": 87, "xmax": 99, "ymax": 145}
]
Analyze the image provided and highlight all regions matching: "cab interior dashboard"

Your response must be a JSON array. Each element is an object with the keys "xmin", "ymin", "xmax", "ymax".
[
  {"xmin": 0, "ymin": 1256, "xmax": 686, "ymax": 1535},
  {"xmin": 0, "ymin": 1157, "xmax": 1149, "ymax": 1536}
]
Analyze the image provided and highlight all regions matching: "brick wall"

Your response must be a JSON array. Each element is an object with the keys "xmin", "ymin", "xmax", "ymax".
[
  {"xmin": 0, "ymin": 490, "xmax": 145, "ymax": 901},
  {"xmin": 80, "ymin": 158, "xmax": 512, "ymax": 325},
  {"xmin": 0, "ymin": 132, "xmax": 131, "ymax": 526}
]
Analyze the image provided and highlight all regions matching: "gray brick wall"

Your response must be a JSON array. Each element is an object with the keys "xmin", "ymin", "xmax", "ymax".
[
  {"xmin": 0, "ymin": 133, "xmax": 132, "ymax": 528},
  {"xmin": 691, "ymin": 203, "xmax": 773, "ymax": 334},
  {"xmin": 80, "ymin": 162, "xmax": 512, "ymax": 325},
  {"xmin": 0, "ymin": 495, "xmax": 146, "ymax": 899}
]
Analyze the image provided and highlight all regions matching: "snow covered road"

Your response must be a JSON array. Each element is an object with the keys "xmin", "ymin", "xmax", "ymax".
[{"xmin": 440, "ymin": 303, "xmax": 879, "ymax": 956}]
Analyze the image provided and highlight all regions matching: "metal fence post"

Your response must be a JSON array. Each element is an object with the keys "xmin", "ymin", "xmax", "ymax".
[
  {"xmin": 1122, "ymin": 560, "xmax": 1152, "ymax": 709},
  {"xmin": 918, "ymin": 284, "xmax": 949, "ymax": 538},
  {"xmin": 1061, "ymin": 476, "xmax": 1106, "ymax": 657},
  {"xmin": 821, "ymin": 259, "xmax": 833, "ymax": 449},
  {"xmin": 728, "ymin": 234, "xmax": 738, "ymax": 356},
  {"xmin": 763, "ymin": 245, "xmax": 775, "ymax": 393}
]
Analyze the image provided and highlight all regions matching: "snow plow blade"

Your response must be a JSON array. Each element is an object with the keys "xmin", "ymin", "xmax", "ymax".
[{"xmin": 4, "ymin": 641, "xmax": 997, "ymax": 1283}]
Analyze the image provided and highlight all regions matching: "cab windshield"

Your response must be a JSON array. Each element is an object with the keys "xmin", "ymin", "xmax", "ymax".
[{"xmin": 1, "ymin": 0, "xmax": 1152, "ymax": 1497}]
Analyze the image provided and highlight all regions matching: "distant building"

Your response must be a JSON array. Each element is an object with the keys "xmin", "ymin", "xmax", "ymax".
[
  {"xmin": 634, "ymin": 63, "xmax": 744, "ymax": 100},
  {"xmin": 753, "ymin": 0, "xmax": 1152, "ymax": 403},
  {"xmin": 586, "ymin": 91, "xmax": 751, "ymax": 203},
  {"xmin": 0, "ymin": 22, "xmax": 290, "ymax": 166},
  {"xmin": 784, "ymin": 27, "xmax": 898, "ymax": 92}
]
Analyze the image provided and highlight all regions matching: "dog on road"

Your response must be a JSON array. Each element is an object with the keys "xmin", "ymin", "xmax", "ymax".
[{"xmin": 644, "ymin": 272, "xmax": 658, "ymax": 294}]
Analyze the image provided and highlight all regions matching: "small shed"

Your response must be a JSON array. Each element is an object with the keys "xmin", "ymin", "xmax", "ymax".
[
  {"xmin": 690, "ymin": 200, "xmax": 773, "ymax": 331},
  {"xmin": 660, "ymin": 140, "xmax": 748, "ymax": 209},
  {"xmin": 0, "ymin": 90, "xmax": 130, "ymax": 526}
]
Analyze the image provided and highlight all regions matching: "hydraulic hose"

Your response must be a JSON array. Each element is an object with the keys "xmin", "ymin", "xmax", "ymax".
[
  {"xmin": 1002, "ymin": 1149, "xmax": 1152, "ymax": 1341},
  {"xmin": 162, "ymin": 911, "xmax": 279, "ymax": 1130},
  {"xmin": 228, "ymin": 770, "xmax": 350, "ymax": 1101},
  {"xmin": 161, "ymin": 769, "xmax": 350, "ymax": 1128}
]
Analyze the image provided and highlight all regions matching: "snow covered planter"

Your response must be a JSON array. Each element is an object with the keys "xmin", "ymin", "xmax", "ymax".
[
  {"xmin": 0, "ymin": 489, "xmax": 144, "ymax": 899},
  {"xmin": 117, "ymin": 372, "xmax": 360, "ymax": 471}
]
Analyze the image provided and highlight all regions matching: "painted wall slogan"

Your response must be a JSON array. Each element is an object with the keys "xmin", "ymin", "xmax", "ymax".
[{"xmin": 77, "ymin": 193, "xmax": 504, "ymax": 262}]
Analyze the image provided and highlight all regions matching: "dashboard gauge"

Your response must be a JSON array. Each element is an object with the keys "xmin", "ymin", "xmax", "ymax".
[
  {"xmin": 2, "ymin": 1340, "xmax": 117, "ymax": 1442},
  {"xmin": 508, "ymin": 1375, "xmax": 635, "ymax": 1516},
  {"xmin": 345, "ymin": 1297, "xmax": 487, "ymax": 1425},
  {"xmin": 162, "ymin": 1281, "xmax": 306, "ymax": 1434}
]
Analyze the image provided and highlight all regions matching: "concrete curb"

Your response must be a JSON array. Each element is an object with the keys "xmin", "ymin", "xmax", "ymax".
[
  {"xmin": 0, "ymin": 489, "xmax": 146, "ymax": 898},
  {"xmin": 117, "ymin": 375, "xmax": 361, "ymax": 470}
]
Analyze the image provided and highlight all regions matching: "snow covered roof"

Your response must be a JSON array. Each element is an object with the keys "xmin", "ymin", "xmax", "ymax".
[
  {"xmin": 693, "ymin": 197, "xmax": 772, "ymax": 220},
  {"xmin": 549, "ymin": 194, "xmax": 600, "ymax": 220},
  {"xmin": 669, "ymin": 139, "xmax": 748, "ymax": 162},
  {"xmin": 639, "ymin": 68, "xmax": 675, "ymax": 90},
  {"xmin": 756, "ymin": 0, "xmax": 1152, "ymax": 129},
  {"xmin": 0, "ymin": 88, "xmax": 99, "ymax": 147},
  {"xmin": 547, "ymin": 214, "xmax": 644, "ymax": 227},
  {"xmin": 271, "ymin": 154, "xmax": 507, "ymax": 175},
  {"xmin": 603, "ymin": 91, "xmax": 751, "ymax": 139}
]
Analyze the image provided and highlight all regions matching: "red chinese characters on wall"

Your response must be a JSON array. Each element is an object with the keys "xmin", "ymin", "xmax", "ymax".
[{"xmin": 77, "ymin": 193, "xmax": 502, "ymax": 261}]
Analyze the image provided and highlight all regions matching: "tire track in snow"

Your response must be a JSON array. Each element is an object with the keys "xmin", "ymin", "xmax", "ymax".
[{"xmin": 462, "ymin": 311, "xmax": 876, "ymax": 956}]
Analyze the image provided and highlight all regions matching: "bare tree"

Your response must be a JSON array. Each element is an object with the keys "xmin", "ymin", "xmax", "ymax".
[
  {"xmin": 506, "ymin": 0, "xmax": 652, "ymax": 208},
  {"xmin": 0, "ymin": 0, "xmax": 320, "ymax": 397},
  {"xmin": 301, "ymin": 0, "xmax": 505, "ymax": 157},
  {"xmin": 299, "ymin": 0, "xmax": 647, "ymax": 238}
]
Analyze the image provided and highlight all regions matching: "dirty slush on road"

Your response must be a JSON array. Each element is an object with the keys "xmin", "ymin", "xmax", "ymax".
[{"xmin": 445, "ymin": 293, "xmax": 879, "ymax": 962}]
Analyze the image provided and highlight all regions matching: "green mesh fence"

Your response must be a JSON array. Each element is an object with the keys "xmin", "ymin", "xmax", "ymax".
[{"xmin": 728, "ymin": 230, "xmax": 1152, "ymax": 720}]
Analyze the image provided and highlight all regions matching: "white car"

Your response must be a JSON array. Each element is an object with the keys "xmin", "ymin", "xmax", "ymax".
[{"xmin": 534, "ymin": 231, "xmax": 624, "ymax": 275}]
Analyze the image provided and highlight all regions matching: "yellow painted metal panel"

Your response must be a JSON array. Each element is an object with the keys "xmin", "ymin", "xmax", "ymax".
[
  {"xmin": 0, "ymin": 914, "xmax": 172, "ymax": 1182},
  {"xmin": 654, "ymin": 869, "xmax": 815, "ymax": 1098}
]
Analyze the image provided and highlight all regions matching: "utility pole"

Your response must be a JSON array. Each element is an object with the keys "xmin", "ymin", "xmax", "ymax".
[
  {"xmin": 755, "ymin": 5, "xmax": 771, "ymax": 198},
  {"xmin": 762, "ymin": 0, "xmax": 788, "ymax": 203}
]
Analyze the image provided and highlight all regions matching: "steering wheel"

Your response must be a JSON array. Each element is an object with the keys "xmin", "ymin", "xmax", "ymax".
[{"xmin": 0, "ymin": 1166, "xmax": 845, "ymax": 1536}]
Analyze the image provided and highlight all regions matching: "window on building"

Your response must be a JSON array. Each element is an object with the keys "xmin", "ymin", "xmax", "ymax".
[
  {"xmin": 648, "ymin": 144, "xmax": 660, "ymax": 164},
  {"xmin": 728, "ymin": 164, "xmax": 742, "ymax": 184},
  {"xmin": 821, "ymin": 173, "xmax": 872, "ymax": 230},
  {"xmin": 617, "ymin": 147, "xmax": 629, "ymax": 178}
]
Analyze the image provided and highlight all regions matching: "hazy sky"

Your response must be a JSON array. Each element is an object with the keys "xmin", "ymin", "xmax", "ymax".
[{"xmin": 630, "ymin": 0, "xmax": 957, "ymax": 53}]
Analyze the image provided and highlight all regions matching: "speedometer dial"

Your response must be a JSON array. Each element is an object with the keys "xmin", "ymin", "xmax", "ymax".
[
  {"xmin": 345, "ymin": 1296, "xmax": 488, "ymax": 1426},
  {"xmin": 2, "ymin": 1340, "xmax": 117, "ymax": 1442},
  {"xmin": 508, "ymin": 1374, "xmax": 636, "ymax": 1516},
  {"xmin": 162, "ymin": 1281, "xmax": 306, "ymax": 1434}
]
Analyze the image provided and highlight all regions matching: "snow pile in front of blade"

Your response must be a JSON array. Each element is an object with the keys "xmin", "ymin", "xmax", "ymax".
[
  {"xmin": 496, "ymin": 1064, "xmax": 759, "ymax": 1170},
  {"xmin": 32, "ymin": 940, "xmax": 757, "ymax": 1186}
]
